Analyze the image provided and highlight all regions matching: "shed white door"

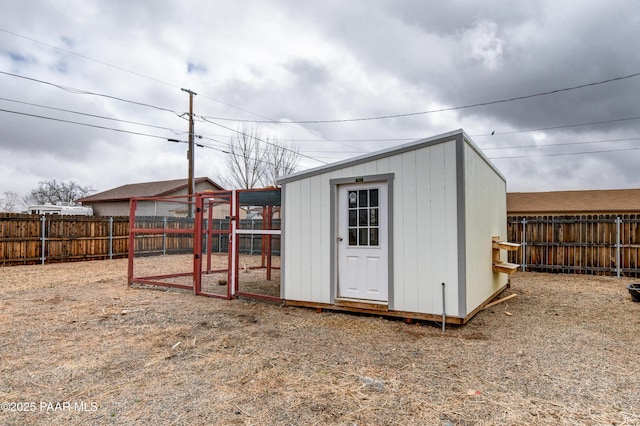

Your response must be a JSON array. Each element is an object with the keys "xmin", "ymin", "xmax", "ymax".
[{"xmin": 337, "ymin": 183, "xmax": 388, "ymax": 302}]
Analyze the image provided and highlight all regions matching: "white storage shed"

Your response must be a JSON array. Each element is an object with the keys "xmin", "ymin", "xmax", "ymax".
[{"xmin": 278, "ymin": 129, "xmax": 516, "ymax": 324}]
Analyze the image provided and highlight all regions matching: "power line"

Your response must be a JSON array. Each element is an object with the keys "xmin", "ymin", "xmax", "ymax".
[
  {"xmin": 0, "ymin": 27, "xmax": 178, "ymax": 89},
  {"xmin": 0, "ymin": 70, "xmax": 184, "ymax": 117},
  {"xmin": 5, "ymin": 27, "xmax": 639, "ymax": 141},
  {"xmin": 200, "ymin": 71, "xmax": 640, "ymax": 124},
  {"xmin": 0, "ymin": 97, "xmax": 185, "ymax": 134},
  {"xmin": 481, "ymin": 136, "xmax": 640, "ymax": 151},
  {"xmin": 0, "ymin": 68, "xmax": 340, "ymax": 160},
  {"xmin": 199, "ymin": 117, "xmax": 328, "ymax": 165},
  {"xmin": 489, "ymin": 146, "xmax": 640, "ymax": 160},
  {"xmin": 186, "ymin": 136, "xmax": 308, "ymax": 172},
  {"xmin": 0, "ymin": 27, "xmax": 288, "ymax": 124},
  {"xmin": 6, "ymin": 90, "xmax": 639, "ymax": 148},
  {"xmin": 5, "ymin": 105, "xmax": 640, "ymax": 164},
  {"xmin": 0, "ymin": 105, "xmax": 327, "ymax": 172},
  {"xmin": 471, "ymin": 115, "xmax": 640, "ymax": 137},
  {"xmin": 0, "ymin": 108, "xmax": 176, "ymax": 140}
]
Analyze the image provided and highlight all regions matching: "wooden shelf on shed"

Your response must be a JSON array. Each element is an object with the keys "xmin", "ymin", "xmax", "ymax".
[
  {"xmin": 492, "ymin": 240, "xmax": 520, "ymax": 251},
  {"xmin": 492, "ymin": 236, "xmax": 521, "ymax": 275},
  {"xmin": 492, "ymin": 261, "xmax": 520, "ymax": 274}
]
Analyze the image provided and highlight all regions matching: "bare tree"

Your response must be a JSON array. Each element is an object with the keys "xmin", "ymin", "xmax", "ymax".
[
  {"xmin": 0, "ymin": 191, "xmax": 20, "ymax": 212},
  {"xmin": 220, "ymin": 126, "xmax": 268, "ymax": 189},
  {"xmin": 23, "ymin": 179, "xmax": 96, "ymax": 206},
  {"xmin": 220, "ymin": 127, "xmax": 301, "ymax": 189},
  {"xmin": 263, "ymin": 140, "xmax": 301, "ymax": 187}
]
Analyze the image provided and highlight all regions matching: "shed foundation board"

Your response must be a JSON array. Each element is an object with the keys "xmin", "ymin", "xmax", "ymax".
[{"xmin": 284, "ymin": 300, "xmax": 466, "ymax": 325}]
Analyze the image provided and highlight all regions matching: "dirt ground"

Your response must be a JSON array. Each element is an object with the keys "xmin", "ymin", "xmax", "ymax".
[{"xmin": 0, "ymin": 256, "xmax": 639, "ymax": 425}]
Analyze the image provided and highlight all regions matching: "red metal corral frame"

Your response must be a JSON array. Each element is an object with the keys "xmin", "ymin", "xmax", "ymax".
[
  {"xmin": 127, "ymin": 194, "xmax": 197, "ymax": 290},
  {"xmin": 193, "ymin": 191, "xmax": 233, "ymax": 299},
  {"xmin": 128, "ymin": 188, "xmax": 280, "ymax": 303},
  {"xmin": 233, "ymin": 188, "xmax": 282, "ymax": 303}
]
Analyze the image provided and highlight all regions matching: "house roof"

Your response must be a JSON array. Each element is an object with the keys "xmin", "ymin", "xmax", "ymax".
[
  {"xmin": 278, "ymin": 129, "xmax": 506, "ymax": 184},
  {"xmin": 507, "ymin": 188, "xmax": 640, "ymax": 215},
  {"xmin": 77, "ymin": 177, "xmax": 224, "ymax": 203}
]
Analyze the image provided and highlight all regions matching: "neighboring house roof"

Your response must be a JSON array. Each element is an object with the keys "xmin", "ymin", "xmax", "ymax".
[
  {"xmin": 507, "ymin": 188, "xmax": 640, "ymax": 215},
  {"xmin": 77, "ymin": 177, "xmax": 224, "ymax": 203}
]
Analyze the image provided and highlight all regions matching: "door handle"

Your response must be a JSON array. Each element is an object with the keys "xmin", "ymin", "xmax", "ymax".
[{"xmin": 337, "ymin": 236, "xmax": 343, "ymax": 242}]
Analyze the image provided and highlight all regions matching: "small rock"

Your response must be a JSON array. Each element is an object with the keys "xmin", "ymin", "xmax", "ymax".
[{"xmin": 359, "ymin": 376, "xmax": 385, "ymax": 391}]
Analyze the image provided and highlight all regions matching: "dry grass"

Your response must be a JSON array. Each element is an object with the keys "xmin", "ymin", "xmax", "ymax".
[{"xmin": 0, "ymin": 256, "xmax": 639, "ymax": 425}]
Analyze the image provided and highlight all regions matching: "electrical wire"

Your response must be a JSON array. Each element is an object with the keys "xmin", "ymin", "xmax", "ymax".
[
  {"xmin": 481, "ymin": 136, "xmax": 640, "ymax": 151},
  {"xmin": 0, "ymin": 27, "xmax": 178, "ymax": 89},
  {"xmin": 0, "ymin": 106, "xmax": 318, "ymax": 172},
  {"xmin": 0, "ymin": 97, "xmax": 186, "ymax": 134},
  {"xmin": 5, "ymin": 26, "xmax": 639, "ymax": 144},
  {"xmin": 0, "ymin": 27, "xmax": 291, "ymax": 124},
  {"xmin": 489, "ymin": 146, "xmax": 640, "ymax": 160},
  {"xmin": 199, "ymin": 72, "xmax": 640, "ymax": 124},
  {"xmin": 199, "ymin": 117, "xmax": 328, "ymax": 165},
  {"xmin": 185, "ymin": 136, "xmax": 307, "ymax": 172},
  {"xmin": 0, "ymin": 108, "xmax": 176, "ymax": 140},
  {"xmin": 5, "ymin": 105, "xmax": 639, "ymax": 163},
  {"xmin": 0, "ymin": 70, "xmax": 185, "ymax": 117},
  {"xmin": 471, "ymin": 115, "xmax": 640, "ymax": 137}
]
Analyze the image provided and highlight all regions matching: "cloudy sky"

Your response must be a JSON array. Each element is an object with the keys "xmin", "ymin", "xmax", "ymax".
[{"xmin": 1, "ymin": 0, "xmax": 639, "ymax": 206}]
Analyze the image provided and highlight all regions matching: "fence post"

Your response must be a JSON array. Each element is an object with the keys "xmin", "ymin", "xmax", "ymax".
[
  {"xmin": 162, "ymin": 217, "xmax": 167, "ymax": 256},
  {"xmin": 616, "ymin": 216, "xmax": 621, "ymax": 278},
  {"xmin": 250, "ymin": 219, "xmax": 255, "ymax": 255},
  {"xmin": 108, "ymin": 217, "xmax": 114, "ymax": 260},
  {"xmin": 40, "ymin": 215, "xmax": 46, "ymax": 265},
  {"xmin": 521, "ymin": 218, "xmax": 527, "ymax": 272}
]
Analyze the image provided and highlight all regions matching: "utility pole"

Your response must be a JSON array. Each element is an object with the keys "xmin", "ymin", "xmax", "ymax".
[{"xmin": 181, "ymin": 88, "xmax": 197, "ymax": 217}]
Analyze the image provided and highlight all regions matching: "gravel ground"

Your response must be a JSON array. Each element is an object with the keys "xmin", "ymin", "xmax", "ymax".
[{"xmin": 0, "ymin": 256, "xmax": 639, "ymax": 425}]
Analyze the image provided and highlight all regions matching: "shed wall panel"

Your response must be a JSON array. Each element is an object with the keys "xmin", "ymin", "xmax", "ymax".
[
  {"xmin": 283, "ymin": 180, "xmax": 303, "ymax": 301},
  {"xmin": 415, "ymin": 148, "xmax": 433, "ymax": 313},
  {"xmin": 463, "ymin": 141, "xmax": 508, "ymax": 314},
  {"xmin": 399, "ymin": 152, "xmax": 419, "ymax": 312},
  {"xmin": 427, "ymin": 142, "xmax": 459, "ymax": 317}
]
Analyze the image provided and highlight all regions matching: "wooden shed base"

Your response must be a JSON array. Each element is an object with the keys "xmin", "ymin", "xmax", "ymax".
[
  {"xmin": 284, "ymin": 300, "xmax": 466, "ymax": 325},
  {"xmin": 284, "ymin": 283, "xmax": 510, "ymax": 326}
]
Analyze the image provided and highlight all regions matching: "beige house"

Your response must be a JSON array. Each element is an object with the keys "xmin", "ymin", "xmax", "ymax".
[
  {"xmin": 507, "ymin": 188, "xmax": 640, "ymax": 216},
  {"xmin": 77, "ymin": 177, "xmax": 224, "ymax": 217}
]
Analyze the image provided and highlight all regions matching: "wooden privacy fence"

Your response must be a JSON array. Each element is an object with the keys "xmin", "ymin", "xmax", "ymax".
[
  {"xmin": 5, "ymin": 211, "xmax": 638, "ymax": 276},
  {"xmin": 0, "ymin": 213, "xmax": 130, "ymax": 265},
  {"xmin": 507, "ymin": 215, "xmax": 640, "ymax": 277},
  {"xmin": 0, "ymin": 213, "xmax": 280, "ymax": 265}
]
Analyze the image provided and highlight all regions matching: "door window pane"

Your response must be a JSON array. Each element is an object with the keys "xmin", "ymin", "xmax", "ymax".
[
  {"xmin": 370, "ymin": 208, "xmax": 378, "ymax": 226},
  {"xmin": 359, "ymin": 228, "xmax": 368, "ymax": 246},
  {"xmin": 369, "ymin": 189, "xmax": 378, "ymax": 207},
  {"xmin": 370, "ymin": 228, "xmax": 379, "ymax": 246},
  {"xmin": 348, "ymin": 191, "xmax": 357, "ymax": 208},
  {"xmin": 359, "ymin": 209, "xmax": 368, "ymax": 226},
  {"xmin": 358, "ymin": 190, "xmax": 368, "ymax": 207},
  {"xmin": 349, "ymin": 210, "xmax": 357, "ymax": 227},
  {"xmin": 349, "ymin": 228, "xmax": 357, "ymax": 245}
]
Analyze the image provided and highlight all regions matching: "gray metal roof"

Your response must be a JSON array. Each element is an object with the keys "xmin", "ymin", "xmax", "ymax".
[{"xmin": 278, "ymin": 129, "xmax": 505, "ymax": 184}]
